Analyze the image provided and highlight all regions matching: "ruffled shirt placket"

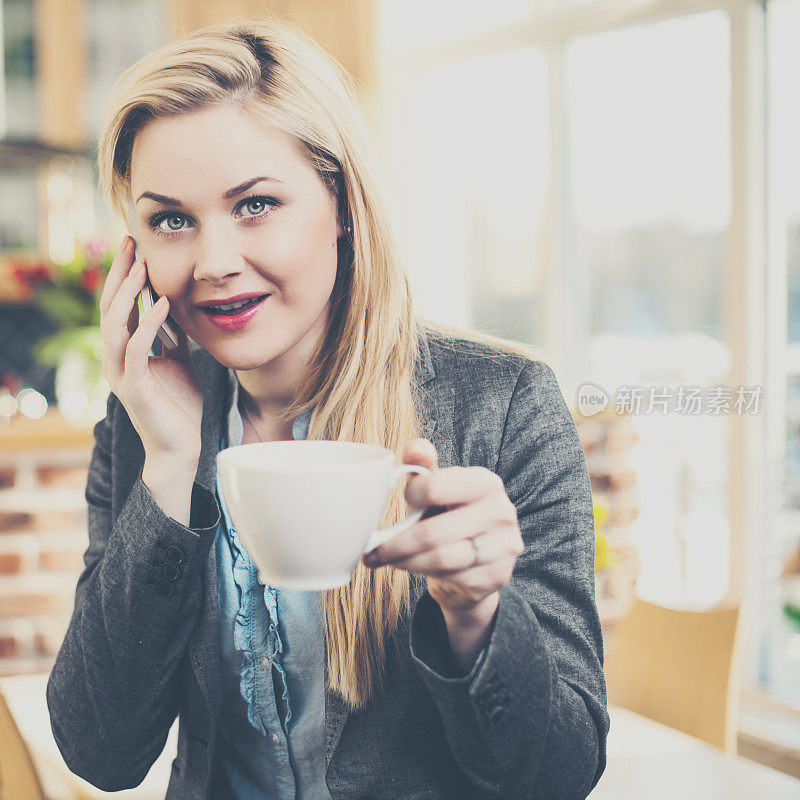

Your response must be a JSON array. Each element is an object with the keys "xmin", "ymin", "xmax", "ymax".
[
  {"xmin": 216, "ymin": 396, "xmax": 311, "ymax": 737},
  {"xmin": 218, "ymin": 482, "xmax": 293, "ymax": 736}
]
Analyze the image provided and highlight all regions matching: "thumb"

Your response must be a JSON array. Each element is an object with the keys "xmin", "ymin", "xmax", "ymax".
[
  {"xmin": 403, "ymin": 438, "xmax": 438, "ymax": 471},
  {"xmin": 403, "ymin": 439, "xmax": 446, "ymax": 520}
]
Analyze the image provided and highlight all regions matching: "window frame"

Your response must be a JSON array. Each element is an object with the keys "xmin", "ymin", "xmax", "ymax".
[{"xmin": 377, "ymin": 0, "xmax": 800, "ymax": 724}]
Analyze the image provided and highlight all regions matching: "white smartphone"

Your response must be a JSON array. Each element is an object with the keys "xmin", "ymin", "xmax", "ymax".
[{"xmin": 127, "ymin": 196, "xmax": 179, "ymax": 357}]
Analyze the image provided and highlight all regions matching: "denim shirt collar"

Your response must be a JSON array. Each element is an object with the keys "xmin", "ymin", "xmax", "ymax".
[{"xmin": 224, "ymin": 367, "xmax": 312, "ymax": 447}]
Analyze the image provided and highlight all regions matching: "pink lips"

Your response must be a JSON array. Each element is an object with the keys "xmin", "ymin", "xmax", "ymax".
[{"xmin": 201, "ymin": 295, "xmax": 270, "ymax": 331}]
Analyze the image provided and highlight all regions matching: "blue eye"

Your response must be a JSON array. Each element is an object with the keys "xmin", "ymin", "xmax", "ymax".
[
  {"xmin": 147, "ymin": 212, "xmax": 194, "ymax": 237},
  {"xmin": 162, "ymin": 214, "xmax": 190, "ymax": 232},
  {"xmin": 239, "ymin": 197, "xmax": 269, "ymax": 216},
  {"xmin": 234, "ymin": 195, "xmax": 279, "ymax": 220}
]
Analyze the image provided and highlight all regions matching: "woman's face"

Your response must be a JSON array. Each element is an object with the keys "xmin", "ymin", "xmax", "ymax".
[{"xmin": 129, "ymin": 103, "xmax": 343, "ymax": 371}]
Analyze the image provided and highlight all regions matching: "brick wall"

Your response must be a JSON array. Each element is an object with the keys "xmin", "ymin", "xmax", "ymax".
[{"xmin": 0, "ymin": 448, "xmax": 90, "ymax": 676}]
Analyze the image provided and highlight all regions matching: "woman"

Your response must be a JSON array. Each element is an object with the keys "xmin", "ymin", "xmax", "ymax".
[{"xmin": 47, "ymin": 13, "xmax": 609, "ymax": 800}]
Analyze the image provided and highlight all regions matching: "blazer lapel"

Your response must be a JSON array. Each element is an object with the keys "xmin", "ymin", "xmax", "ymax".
[
  {"xmin": 185, "ymin": 321, "xmax": 442, "ymax": 769},
  {"xmin": 188, "ymin": 346, "xmax": 228, "ymax": 735}
]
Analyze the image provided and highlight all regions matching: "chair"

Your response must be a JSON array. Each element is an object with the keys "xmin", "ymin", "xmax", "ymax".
[
  {"xmin": 0, "ymin": 684, "xmax": 46, "ymax": 800},
  {"xmin": 603, "ymin": 597, "xmax": 743, "ymax": 753}
]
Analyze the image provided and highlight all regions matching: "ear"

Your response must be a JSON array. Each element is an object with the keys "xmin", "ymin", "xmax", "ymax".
[{"xmin": 329, "ymin": 177, "xmax": 347, "ymax": 240}]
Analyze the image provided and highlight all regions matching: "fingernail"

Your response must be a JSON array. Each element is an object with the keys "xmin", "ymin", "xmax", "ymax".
[
  {"xmin": 363, "ymin": 551, "xmax": 378, "ymax": 567},
  {"xmin": 119, "ymin": 234, "xmax": 129, "ymax": 251}
]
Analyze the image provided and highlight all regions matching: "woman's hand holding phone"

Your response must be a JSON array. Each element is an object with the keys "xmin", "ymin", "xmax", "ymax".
[{"xmin": 99, "ymin": 235, "xmax": 204, "ymax": 473}]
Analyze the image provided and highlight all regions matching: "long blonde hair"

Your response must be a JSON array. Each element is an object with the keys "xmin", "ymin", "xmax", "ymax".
[{"xmin": 97, "ymin": 12, "xmax": 545, "ymax": 710}]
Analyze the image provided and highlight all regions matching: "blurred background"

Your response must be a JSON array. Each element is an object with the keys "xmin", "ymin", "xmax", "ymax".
[{"xmin": 0, "ymin": 0, "xmax": 798, "ymax": 794}]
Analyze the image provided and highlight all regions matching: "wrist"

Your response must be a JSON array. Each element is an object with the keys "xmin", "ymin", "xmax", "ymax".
[
  {"xmin": 439, "ymin": 591, "xmax": 499, "ymax": 629},
  {"xmin": 143, "ymin": 454, "xmax": 199, "ymax": 480},
  {"xmin": 141, "ymin": 458, "xmax": 198, "ymax": 528},
  {"xmin": 438, "ymin": 591, "xmax": 499, "ymax": 673}
]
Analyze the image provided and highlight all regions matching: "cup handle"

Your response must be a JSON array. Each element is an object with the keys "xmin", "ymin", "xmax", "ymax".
[{"xmin": 363, "ymin": 463, "xmax": 431, "ymax": 555}]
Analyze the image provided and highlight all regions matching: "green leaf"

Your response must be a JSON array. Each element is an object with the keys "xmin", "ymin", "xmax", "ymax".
[
  {"xmin": 783, "ymin": 602, "xmax": 800, "ymax": 628},
  {"xmin": 32, "ymin": 326, "xmax": 103, "ymax": 367},
  {"xmin": 35, "ymin": 285, "xmax": 93, "ymax": 327}
]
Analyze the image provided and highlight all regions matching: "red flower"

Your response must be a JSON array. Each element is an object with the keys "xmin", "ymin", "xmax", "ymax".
[
  {"xmin": 80, "ymin": 266, "xmax": 103, "ymax": 292},
  {"xmin": 10, "ymin": 261, "xmax": 52, "ymax": 296},
  {"xmin": 30, "ymin": 263, "xmax": 51, "ymax": 283},
  {"xmin": 11, "ymin": 264, "xmax": 29, "ymax": 288}
]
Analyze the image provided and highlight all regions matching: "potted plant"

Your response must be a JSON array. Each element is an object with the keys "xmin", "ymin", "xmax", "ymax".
[{"xmin": 11, "ymin": 239, "xmax": 113, "ymax": 425}]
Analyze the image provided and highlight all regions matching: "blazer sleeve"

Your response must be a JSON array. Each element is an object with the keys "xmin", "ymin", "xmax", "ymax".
[
  {"xmin": 46, "ymin": 391, "xmax": 221, "ymax": 791},
  {"xmin": 408, "ymin": 359, "xmax": 610, "ymax": 800}
]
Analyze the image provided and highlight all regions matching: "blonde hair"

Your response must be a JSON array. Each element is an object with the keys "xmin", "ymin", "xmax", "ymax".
[{"xmin": 97, "ymin": 12, "xmax": 546, "ymax": 709}]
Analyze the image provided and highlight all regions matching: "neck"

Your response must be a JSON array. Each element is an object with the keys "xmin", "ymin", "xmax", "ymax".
[
  {"xmin": 233, "ymin": 311, "xmax": 327, "ymax": 420},
  {"xmin": 236, "ymin": 381, "xmax": 293, "ymax": 422},
  {"xmin": 240, "ymin": 396, "xmax": 295, "ymax": 442}
]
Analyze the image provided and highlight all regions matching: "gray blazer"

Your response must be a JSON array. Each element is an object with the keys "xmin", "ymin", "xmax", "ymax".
[{"xmin": 47, "ymin": 321, "xmax": 609, "ymax": 800}]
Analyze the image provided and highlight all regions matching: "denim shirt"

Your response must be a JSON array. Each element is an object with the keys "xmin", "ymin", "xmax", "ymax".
[{"xmin": 214, "ymin": 369, "xmax": 332, "ymax": 800}]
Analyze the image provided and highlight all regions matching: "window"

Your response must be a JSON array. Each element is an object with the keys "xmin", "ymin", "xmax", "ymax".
[
  {"xmin": 379, "ymin": 0, "xmax": 799, "ymax": 710},
  {"xmin": 85, "ymin": 0, "xmax": 168, "ymax": 237},
  {"xmin": 567, "ymin": 10, "xmax": 732, "ymax": 607},
  {"xmin": 392, "ymin": 47, "xmax": 549, "ymax": 339},
  {"xmin": 85, "ymin": 0, "xmax": 167, "ymax": 141},
  {"xmin": 1, "ymin": 0, "xmax": 39, "ymax": 252},
  {"xmin": 1, "ymin": 0, "xmax": 37, "ymax": 138},
  {"xmin": 0, "ymin": 0, "xmax": 169, "ymax": 257},
  {"xmin": 764, "ymin": 0, "xmax": 800, "ymax": 706}
]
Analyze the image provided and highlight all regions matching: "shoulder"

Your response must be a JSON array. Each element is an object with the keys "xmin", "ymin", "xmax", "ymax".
[
  {"xmin": 420, "ymin": 322, "xmax": 563, "ymax": 413},
  {"xmin": 417, "ymin": 323, "xmax": 570, "ymax": 470}
]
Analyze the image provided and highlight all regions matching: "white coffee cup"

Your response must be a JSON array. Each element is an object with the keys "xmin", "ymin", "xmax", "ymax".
[{"xmin": 216, "ymin": 440, "xmax": 431, "ymax": 590}]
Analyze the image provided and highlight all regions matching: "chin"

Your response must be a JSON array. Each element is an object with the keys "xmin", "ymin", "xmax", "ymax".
[
  {"xmin": 212, "ymin": 347, "xmax": 277, "ymax": 371},
  {"xmin": 202, "ymin": 334, "xmax": 293, "ymax": 370}
]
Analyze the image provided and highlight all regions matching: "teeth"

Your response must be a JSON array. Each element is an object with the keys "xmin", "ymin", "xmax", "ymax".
[
  {"xmin": 209, "ymin": 296, "xmax": 262, "ymax": 312},
  {"xmin": 213, "ymin": 299, "xmax": 249, "ymax": 311}
]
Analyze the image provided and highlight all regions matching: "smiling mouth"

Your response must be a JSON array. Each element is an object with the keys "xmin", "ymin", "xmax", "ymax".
[{"xmin": 200, "ymin": 295, "xmax": 270, "ymax": 316}]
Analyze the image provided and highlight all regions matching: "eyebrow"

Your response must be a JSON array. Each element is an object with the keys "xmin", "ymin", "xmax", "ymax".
[{"xmin": 135, "ymin": 176, "xmax": 283, "ymax": 206}]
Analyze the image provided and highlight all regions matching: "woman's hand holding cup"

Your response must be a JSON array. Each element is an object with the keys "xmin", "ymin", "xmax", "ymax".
[
  {"xmin": 361, "ymin": 439, "xmax": 524, "ymax": 670},
  {"xmin": 99, "ymin": 235, "xmax": 203, "ymax": 472}
]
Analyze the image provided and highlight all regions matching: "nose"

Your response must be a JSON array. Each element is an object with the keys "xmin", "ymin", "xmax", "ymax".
[{"xmin": 192, "ymin": 223, "xmax": 245, "ymax": 283}]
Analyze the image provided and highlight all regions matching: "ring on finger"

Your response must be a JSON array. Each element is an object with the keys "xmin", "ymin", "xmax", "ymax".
[{"xmin": 469, "ymin": 534, "xmax": 485, "ymax": 567}]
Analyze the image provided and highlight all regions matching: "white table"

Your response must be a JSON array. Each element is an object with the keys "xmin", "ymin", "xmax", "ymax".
[
  {"xmin": 589, "ymin": 705, "xmax": 800, "ymax": 799},
  {"xmin": 3, "ymin": 673, "xmax": 799, "ymax": 799}
]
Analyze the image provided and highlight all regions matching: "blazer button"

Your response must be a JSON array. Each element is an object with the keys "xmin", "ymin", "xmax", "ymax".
[
  {"xmin": 155, "ymin": 580, "xmax": 175, "ymax": 597},
  {"xmin": 162, "ymin": 562, "xmax": 179, "ymax": 581},
  {"xmin": 488, "ymin": 705, "xmax": 505, "ymax": 723},
  {"xmin": 167, "ymin": 546, "xmax": 184, "ymax": 564}
]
